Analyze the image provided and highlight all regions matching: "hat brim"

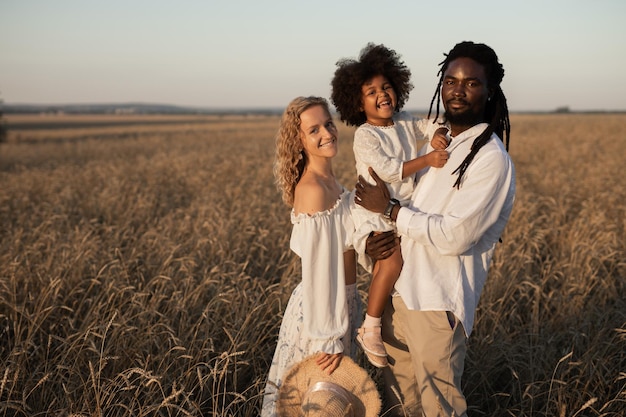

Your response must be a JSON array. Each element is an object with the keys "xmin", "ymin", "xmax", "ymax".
[{"xmin": 277, "ymin": 355, "xmax": 381, "ymax": 417}]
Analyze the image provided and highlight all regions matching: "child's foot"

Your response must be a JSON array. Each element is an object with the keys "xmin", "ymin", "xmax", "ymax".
[{"xmin": 356, "ymin": 326, "xmax": 388, "ymax": 368}]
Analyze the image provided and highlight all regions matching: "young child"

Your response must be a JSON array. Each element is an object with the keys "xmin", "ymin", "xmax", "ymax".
[{"xmin": 331, "ymin": 43, "xmax": 450, "ymax": 368}]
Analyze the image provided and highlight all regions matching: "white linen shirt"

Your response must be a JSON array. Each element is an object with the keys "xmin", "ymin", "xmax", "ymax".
[{"xmin": 394, "ymin": 122, "xmax": 516, "ymax": 336}]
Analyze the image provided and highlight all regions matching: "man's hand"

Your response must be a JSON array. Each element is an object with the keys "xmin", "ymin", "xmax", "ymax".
[
  {"xmin": 365, "ymin": 230, "xmax": 398, "ymax": 261},
  {"xmin": 355, "ymin": 167, "xmax": 390, "ymax": 214}
]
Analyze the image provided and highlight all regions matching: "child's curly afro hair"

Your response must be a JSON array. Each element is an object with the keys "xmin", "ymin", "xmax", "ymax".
[{"xmin": 331, "ymin": 43, "xmax": 413, "ymax": 127}]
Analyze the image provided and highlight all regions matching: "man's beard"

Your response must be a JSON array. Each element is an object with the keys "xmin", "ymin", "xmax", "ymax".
[{"xmin": 444, "ymin": 108, "xmax": 481, "ymax": 127}]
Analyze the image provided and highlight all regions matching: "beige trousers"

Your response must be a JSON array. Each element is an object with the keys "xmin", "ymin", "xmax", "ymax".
[{"xmin": 381, "ymin": 296, "xmax": 468, "ymax": 417}]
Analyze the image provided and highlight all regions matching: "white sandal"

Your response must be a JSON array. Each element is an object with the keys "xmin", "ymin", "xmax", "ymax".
[{"xmin": 356, "ymin": 326, "xmax": 389, "ymax": 368}]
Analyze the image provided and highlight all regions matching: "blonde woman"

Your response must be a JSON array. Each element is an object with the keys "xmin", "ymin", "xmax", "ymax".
[{"xmin": 262, "ymin": 96, "xmax": 361, "ymax": 416}]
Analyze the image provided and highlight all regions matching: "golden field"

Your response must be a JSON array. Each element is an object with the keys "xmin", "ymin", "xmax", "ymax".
[{"xmin": 0, "ymin": 113, "xmax": 624, "ymax": 416}]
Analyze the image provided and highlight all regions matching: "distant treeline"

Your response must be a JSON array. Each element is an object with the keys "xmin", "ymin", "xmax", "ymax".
[
  {"xmin": 2, "ymin": 103, "xmax": 624, "ymax": 115},
  {"xmin": 2, "ymin": 103, "xmax": 285, "ymax": 116}
]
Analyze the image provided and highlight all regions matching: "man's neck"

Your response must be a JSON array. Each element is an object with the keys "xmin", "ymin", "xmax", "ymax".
[
  {"xmin": 444, "ymin": 111, "xmax": 483, "ymax": 137},
  {"xmin": 449, "ymin": 123, "xmax": 474, "ymax": 137}
]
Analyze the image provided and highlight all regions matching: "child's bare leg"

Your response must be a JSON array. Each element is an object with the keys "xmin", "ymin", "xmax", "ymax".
[
  {"xmin": 368, "ymin": 247, "xmax": 403, "ymax": 317},
  {"xmin": 358, "ymin": 245, "xmax": 402, "ymax": 368}
]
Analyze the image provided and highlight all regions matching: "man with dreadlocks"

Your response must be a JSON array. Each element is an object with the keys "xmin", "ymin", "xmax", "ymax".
[{"xmin": 354, "ymin": 41, "xmax": 516, "ymax": 416}]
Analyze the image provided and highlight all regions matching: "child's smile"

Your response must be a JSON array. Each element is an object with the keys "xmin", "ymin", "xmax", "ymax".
[{"xmin": 361, "ymin": 74, "xmax": 397, "ymax": 126}]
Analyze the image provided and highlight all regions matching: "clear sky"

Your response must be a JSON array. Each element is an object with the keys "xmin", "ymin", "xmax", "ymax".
[{"xmin": 1, "ymin": 0, "xmax": 625, "ymax": 112}]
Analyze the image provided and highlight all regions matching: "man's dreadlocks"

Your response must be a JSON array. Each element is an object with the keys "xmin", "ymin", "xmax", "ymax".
[{"xmin": 428, "ymin": 41, "xmax": 510, "ymax": 189}]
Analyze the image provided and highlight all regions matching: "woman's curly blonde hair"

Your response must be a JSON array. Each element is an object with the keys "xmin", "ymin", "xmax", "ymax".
[{"xmin": 274, "ymin": 96, "xmax": 330, "ymax": 207}]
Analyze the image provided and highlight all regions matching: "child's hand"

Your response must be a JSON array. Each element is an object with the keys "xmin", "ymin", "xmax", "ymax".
[
  {"xmin": 431, "ymin": 127, "xmax": 449, "ymax": 150},
  {"xmin": 426, "ymin": 149, "xmax": 449, "ymax": 168}
]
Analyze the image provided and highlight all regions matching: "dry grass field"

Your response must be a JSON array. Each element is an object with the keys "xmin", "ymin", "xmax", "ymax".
[{"xmin": 0, "ymin": 112, "xmax": 624, "ymax": 416}]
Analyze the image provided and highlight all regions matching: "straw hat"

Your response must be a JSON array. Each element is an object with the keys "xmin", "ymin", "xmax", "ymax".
[{"xmin": 277, "ymin": 355, "xmax": 381, "ymax": 417}]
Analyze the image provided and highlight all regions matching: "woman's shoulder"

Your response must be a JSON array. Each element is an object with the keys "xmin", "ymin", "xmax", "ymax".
[
  {"xmin": 293, "ymin": 179, "xmax": 327, "ymax": 215},
  {"xmin": 292, "ymin": 177, "xmax": 345, "ymax": 218}
]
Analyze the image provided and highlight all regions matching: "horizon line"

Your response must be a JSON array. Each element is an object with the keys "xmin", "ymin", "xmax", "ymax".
[{"xmin": 2, "ymin": 102, "xmax": 625, "ymax": 115}]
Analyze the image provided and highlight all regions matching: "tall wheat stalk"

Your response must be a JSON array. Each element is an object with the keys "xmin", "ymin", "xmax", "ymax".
[{"xmin": 0, "ymin": 113, "xmax": 624, "ymax": 416}]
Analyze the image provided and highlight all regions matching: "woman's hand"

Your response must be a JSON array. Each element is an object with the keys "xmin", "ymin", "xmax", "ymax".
[
  {"xmin": 355, "ymin": 167, "xmax": 390, "ymax": 214},
  {"xmin": 315, "ymin": 352, "xmax": 343, "ymax": 375}
]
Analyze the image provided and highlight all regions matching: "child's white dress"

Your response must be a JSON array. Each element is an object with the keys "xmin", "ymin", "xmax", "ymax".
[{"xmin": 352, "ymin": 112, "xmax": 444, "ymax": 270}]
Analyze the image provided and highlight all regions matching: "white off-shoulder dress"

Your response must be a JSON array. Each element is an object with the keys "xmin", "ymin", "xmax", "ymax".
[{"xmin": 261, "ymin": 190, "xmax": 362, "ymax": 416}]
